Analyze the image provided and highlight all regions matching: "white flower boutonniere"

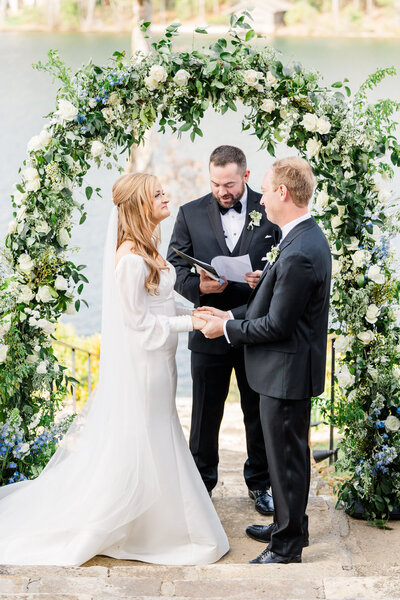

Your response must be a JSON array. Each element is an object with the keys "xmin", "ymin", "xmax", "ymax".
[
  {"xmin": 247, "ymin": 210, "xmax": 262, "ymax": 230},
  {"xmin": 262, "ymin": 245, "xmax": 280, "ymax": 265}
]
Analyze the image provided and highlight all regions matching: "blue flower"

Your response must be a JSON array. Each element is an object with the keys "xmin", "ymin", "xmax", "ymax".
[
  {"xmin": 382, "ymin": 433, "xmax": 389, "ymax": 440},
  {"xmin": 8, "ymin": 462, "xmax": 17, "ymax": 469},
  {"xmin": 397, "ymin": 407, "xmax": 400, "ymax": 415}
]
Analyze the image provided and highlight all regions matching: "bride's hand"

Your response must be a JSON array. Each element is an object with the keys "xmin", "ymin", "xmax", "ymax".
[{"xmin": 192, "ymin": 315, "xmax": 206, "ymax": 330}]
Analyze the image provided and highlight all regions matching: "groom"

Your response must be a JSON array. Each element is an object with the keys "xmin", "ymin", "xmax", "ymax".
[
  {"xmin": 199, "ymin": 157, "xmax": 332, "ymax": 564},
  {"xmin": 167, "ymin": 145, "xmax": 279, "ymax": 512}
]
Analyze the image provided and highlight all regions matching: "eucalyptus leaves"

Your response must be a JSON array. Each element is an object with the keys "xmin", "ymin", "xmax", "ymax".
[{"xmin": 0, "ymin": 15, "xmax": 399, "ymax": 521}]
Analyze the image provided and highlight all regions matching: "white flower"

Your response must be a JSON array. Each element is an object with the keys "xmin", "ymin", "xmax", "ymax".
[
  {"xmin": 36, "ymin": 360, "xmax": 48, "ymax": 374},
  {"xmin": 243, "ymin": 69, "xmax": 259, "ymax": 87},
  {"xmin": 36, "ymin": 286, "xmax": 54, "ymax": 303},
  {"xmin": 357, "ymin": 330, "xmax": 375, "ymax": 345},
  {"xmin": 331, "ymin": 215, "xmax": 342, "ymax": 230},
  {"xmin": 54, "ymin": 275, "xmax": 69, "ymax": 291},
  {"xmin": 344, "ymin": 170, "xmax": 353, "ymax": 180},
  {"xmin": 17, "ymin": 285, "xmax": 34, "ymax": 304},
  {"xmin": 365, "ymin": 304, "xmax": 380, "ymax": 324},
  {"xmin": 58, "ymin": 228, "xmax": 70, "ymax": 247},
  {"xmin": 368, "ymin": 367, "xmax": 378, "ymax": 381},
  {"xmin": 20, "ymin": 442, "xmax": 30, "ymax": 455},
  {"xmin": 28, "ymin": 316, "xmax": 38, "ymax": 327},
  {"xmin": 13, "ymin": 189, "xmax": 27, "ymax": 206},
  {"xmin": 37, "ymin": 318, "xmax": 56, "ymax": 334},
  {"xmin": 29, "ymin": 413, "xmax": 41, "ymax": 429},
  {"xmin": 8, "ymin": 220, "xmax": 17, "ymax": 234},
  {"xmin": 173, "ymin": 68, "xmax": 190, "ymax": 86},
  {"xmin": 0, "ymin": 315, "xmax": 12, "ymax": 337},
  {"xmin": 27, "ymin": 129, "xmax": 52, "ymax": 152},
  {"xmin": 34, "ymin": 345, "xmax": 41, "ymax": 352},
  {"xmin": 384, "ymin": 415, "xmax": 400, "ymax": 432},
  {"xmin": 260, "ymin": 99, "xmax": 276, "ymax": 113},
  {"xmin": 316, "ymin": 117, "xmax": 331, "ymax": 135},
  {"xmin": 144, "ymin": 75, "xmax": 159, "ymax": 91},
  {"xmin": 306, "ymin": 138, "xmax": 322, "ymax": 159},
  {"xmin": 368, "ymin": 264, "xmax": 385, "ymax": 285},
  {"xmin": 102, "ymin": 107, "xmax": 114, "ymax": 122},
  {"xmin": 22, "ymin": 167, "xmax": 40, "ymax": 192},
  {"xmin": 369, "ymin": 225, "xmax": 383, "ymax": 242},
  {"xmin": 334, "ymin": 334, "xmax": 354, "ymax": 354},
  {"xmin": 315, "ymin": 189, "xmax": 330, "ymax": 209},
  {"xmin": 16, "ymin": 205, "xmax": 27, "ymax": 222},
  {"xmin": 332, "ymin": 259, "xmax": 341, "ymax": 277},
  {"xmin": 336, "ymin": 364, "xmax": 355, "ymax": 389},
  {"xmin": 88, "ymin": 98, "xmax": 97, "ymax": 109},
  {"xmin": 108, "ymin": 91, "xmax": 120, "ymax": 106},
  {"xmin": 378, "ymin": 189, "xmax": 391, "ymax": 204},
  {"xmin": 36, "ymin": 220, "xmax": 51, "ymax": 235},
  {"xmin": 266, "ymin": 71, "xmax": 277, "ymax": 85},
  {"xmin": 301, "ymin": 113, "xmax": 319, "ymax": 132},
  {"xmin": 65, "ymin": 301, "xmax": 77, "ymax": 315},
  {"xmin": 18, "ymin": 253, "xmax": 34, "ymax": 274},
  {"xmin": 54, "ymin": 363, "xmax": 59, "ymax": 372},
  {"xmin": 91, "ymin": 141, "xmax": 105, "ymax": 158},
  {"xmin": 57, "ymin": 99, "xmax": 78, "ymax": 122},
  {"xmin": 346, "ymin": 237, "xmax": 359, "ymax": 251},
  {"xmin": 149, "ymin": 64, "xmax": 167, "ymax": 83},
  {"xmin": 0, "ymin": 344, "xmax": 9, "ymax": 363}
]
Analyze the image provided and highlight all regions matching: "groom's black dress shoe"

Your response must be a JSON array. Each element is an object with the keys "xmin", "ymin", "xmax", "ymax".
[
  {"xmin": 248, "ymin": 548, "xmax": 302, "ymax": 564},
  {"xmin": 248, "ymin": 489, "xmax": 274, "ymax": 516},
  {"xmin": 246, "ymin": 523, "xmax": 309, "ymax": 547}
]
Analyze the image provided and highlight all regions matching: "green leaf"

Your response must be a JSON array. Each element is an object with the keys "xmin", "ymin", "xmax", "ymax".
[
  {"xmin": 332, "ymin": 81, "xmax": 343, "ymax": 88},
  {"xmin": 85, "ymin": 186, "xmax": 93, "ymax": 200},
  {"xmin": 79, "ymin": 213, "xmax": 87, "ymax": 225},
  {"xmin": 245, "ymin": 29, "xmax": 256, "ymax": 42},
  {"xmin": 194, "ymin": 27, "xmax": 208, "ymax": 34},
  {"xmin": 179, "ymin": 122, "xmax": 192, "ymax": 132}
]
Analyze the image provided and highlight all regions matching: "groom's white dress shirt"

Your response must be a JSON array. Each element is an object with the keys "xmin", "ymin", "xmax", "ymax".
[
  {"xmin": 219, "ymin": 188, "xmax": 248, "ymax": 253},
  {"xmin": 223, "ymin": 212, "xmax": 311, "ymax": 343}
]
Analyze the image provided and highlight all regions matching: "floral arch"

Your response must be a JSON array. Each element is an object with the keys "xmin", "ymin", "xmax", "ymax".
[{"xmin": 1, "ymin": 15, "xmax": 400, "ymax": 523}]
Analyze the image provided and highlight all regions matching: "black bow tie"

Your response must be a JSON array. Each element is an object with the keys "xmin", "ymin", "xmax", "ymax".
[{"xmin": 218, "ymin": 201, "xmax": 242, "ymax": 215}]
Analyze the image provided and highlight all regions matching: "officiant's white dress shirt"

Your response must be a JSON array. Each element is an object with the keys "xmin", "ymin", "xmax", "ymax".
[
  {"xmin": 220, "ymin": 187, "xmax": 248, "ymax": 253},
  {"xmin": 223, "ymin": 212, "xmax": 311, "ymax": 343}
]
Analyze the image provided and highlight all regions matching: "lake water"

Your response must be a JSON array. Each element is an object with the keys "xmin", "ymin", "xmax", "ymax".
[{"xmin": 1, "ymin": 32, "xmax": 399, "ymax": 395}]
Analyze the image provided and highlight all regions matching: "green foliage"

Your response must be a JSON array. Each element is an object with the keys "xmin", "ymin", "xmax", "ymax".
[{"xmin": 284, "ymin": 1, "xmax": 319, "ymax": 26}]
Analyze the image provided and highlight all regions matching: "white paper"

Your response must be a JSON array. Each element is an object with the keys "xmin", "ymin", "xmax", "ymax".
[{"xmin": 211, "ymin": 254, "xmax": 253, "ymax": 283}]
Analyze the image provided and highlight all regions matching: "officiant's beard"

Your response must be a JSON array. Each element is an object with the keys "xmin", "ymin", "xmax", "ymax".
[{"xmin": 214, "ymin": 181, "xmax": 246, "ymax": 209}]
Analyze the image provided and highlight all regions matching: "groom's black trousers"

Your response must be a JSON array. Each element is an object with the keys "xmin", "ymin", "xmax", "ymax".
[
  {"xmin": 260, "ymin": 395, "xmax": 311, "ymax": 558},
  {"xmin": 189, "ymin": 349, "xmax": 270, "ymax": 493}
]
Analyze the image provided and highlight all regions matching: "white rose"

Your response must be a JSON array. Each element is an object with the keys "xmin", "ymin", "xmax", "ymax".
[
  {"xmin": 102, "ymin": 107, "xmax": 114, "ymax": 122},
  {"xmin": 266, "ymin": 71, "xmax": 277, "ymax": 85},
  {"xmin": 36, "ymin": 286, "xmax": 54, "ymax": 303},
  {"xmin": 144, "ymin": 75, "xmax": 159, "ymax": 91},
  {"xmin": 336, "ymin": 364, "xmax": 355, "ymax": 389},
  {"xmin": 22, "ymin": 167, "xmax": 40, "ymax": 192},
  {"xmin": 368, "ymin": 367, "xmax": 378, "ymax": 381},
  {"xmin": 316, "ymin": 117, "xmax": 331, "ymax": 135},
  {"xmin": 20, "ymin": 442, "xmax": 30, "ymax": 455},
  {"xmin": 13, "ymin": 189, "xmax": 27, "ymax": 206},
  {"xmin": 334, "ymin": 334, "xmax": 354, "ymax": 354},
  {"xmin": 17, "ymin": 285, "xmax": 34, "ymax": 304},
  {"xmin": 378, "ymin": 189, "xmax": 391, "ymax": 204},
  {"xmin": 18, "ymin": 253, "xmax": 35, "ymax": 274},
  {"xmin": 58, "ymin": 228, "xmax": 70, "ymax": 247},
  {"xmin": 27, "ymin": 129, "xmax": 52, "ymax": 153},
  {"xmin": 173, "ymin": 69, "xmax": 190, "ymax": 86},
  {"xmin": 16, "ymin": 205, "xmax": 27, "ymax": 222},
  {"xmin": 65, "ymin": 301, "xmax": 77, "ymax": 315},
  {"xmin": 88, "ymin": 98, "xmax": 97, "ymax": 109},
  {"xmin": 0, "ymin": 315, "xmax": 12, "ymax": 337},
  {"xmin": 8, "ymin": 220, "xmax": 17, "ymax": 234},
  {"xmin": 0, "ymin": 344, "xmax": 9, "ymax": 363},
  {"xmin": 384, "ymin": 415, "xmax": 400, "ymax": 432},
  {"xmin": 368, "ymin": 264, "xmax": 385, "ymax": 285},
  {"xmin": 243, "ymin": 69, "xmax": 259, "ymax": 87},
  {"xmin": 91, "ymin": 141, "xmax": 105, "ymax": 158},
  {"xmin": 352, "ymin": 250, "xmax": 367, "ymax": 269},
  {"xmin": 28, "ymin": 316, "xmax": 38, "ymax": 327},
  {"xmin": 346, "ymin": 237, "xmax": 359, "ymax": 251},
  {"xmin": 37, "ymin": 318, "xmax": 56, "ymax": 334},
  {"xmin": 301, "ymin": 113, "xmax": 319, "ymax": 132},
  {"xmin": 54, "ymin": 275, "xmax": 69, "ymax": 291},
  {"xmin": 357, "ymin": 330, "xmax": 375, "ymax": 345},
  {"xmin": 108, "ymin": 91, "xmax": 120, "ymax": 106},
  {"xmin": 36, "ymin": 360, "xmax": 48, "ymax": 374},
  {"xmin": 149, "ymin": 64, "xmax": 167, "ymax": 83},
  {"xmin": 365, "ymin": 304, "xmax": 380, "ymax": 324},
  {"xmin": 332, "ymin": 259, "xmax": 341, "ymax": 277},
  {"xmin": 36, "ymin": 220, "xmax": 50, "ymax": 235},
  {"xmin": 370, "ymin": 225, "xmax": 383, "ymax": 242},
  {"xmin": 39, "ymin": 128, "xmax": 52, "ymax": 148},
  {"xmin": 331, "ymin": 215, "xmax": 342, "ymax": 230},
  {"xmin": 34, "ymin": 345, "xmax": 41, "ymax": 352},
  {"xmin": 306, "ymin": 138, "xmax": 322, "ymax": 159},
  {"xmin": 57, "ymin": 99, "xmax": 78, "ymax": 122},
  {"xmin": 260, "ymin": 99, "xmax": 276, "ymax": 113},
  {"xmin": 315, "ymin": 189, "xmax": 329, "ymax": 209}
]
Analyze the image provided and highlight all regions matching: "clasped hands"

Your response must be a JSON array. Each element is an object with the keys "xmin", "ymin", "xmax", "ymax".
[{"xmin": 191, "ymin": 268, "xmax": 263, "ymax": 338}]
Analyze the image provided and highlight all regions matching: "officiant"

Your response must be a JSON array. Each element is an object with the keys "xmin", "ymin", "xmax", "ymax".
[{"xmin": 167, "ymin": 145, "xmax": 280, "ymax": 513}]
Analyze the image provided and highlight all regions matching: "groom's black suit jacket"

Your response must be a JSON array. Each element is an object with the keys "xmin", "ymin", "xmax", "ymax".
[
  {"xmin": 167, "ymin": 185, "xmax": 279, "ymax": 354},
  {"xmin": 227, "ymin": 217, "xmax": 332, "ymax": 399}
]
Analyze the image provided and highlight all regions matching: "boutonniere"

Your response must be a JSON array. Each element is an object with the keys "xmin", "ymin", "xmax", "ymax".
[
  {"xmin": 262, "ymin": 245, "xmax": 280, "ymax": 265},
  {"xmin": 247, "ymin": 210, "xmax": 262, "ymax": 230}
]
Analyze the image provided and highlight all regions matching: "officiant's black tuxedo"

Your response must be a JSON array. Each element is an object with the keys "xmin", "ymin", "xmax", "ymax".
[
  {"xmin": 167, "ymin": 185, "xmax": 279, "ymax": 493},
  {"xmin": 227, "ymin": 216, "xmax": 332, "ymax": 557}
]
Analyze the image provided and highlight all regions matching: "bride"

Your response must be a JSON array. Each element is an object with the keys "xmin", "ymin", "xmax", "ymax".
[{"xmin": 0, "ymin": 173, "xmax": 229, "ymax": 566}]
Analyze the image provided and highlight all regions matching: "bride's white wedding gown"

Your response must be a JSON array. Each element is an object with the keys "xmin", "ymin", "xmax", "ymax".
[{"xmin": 0, "ymin": 208, "xmax": 229, "ymax": 566}]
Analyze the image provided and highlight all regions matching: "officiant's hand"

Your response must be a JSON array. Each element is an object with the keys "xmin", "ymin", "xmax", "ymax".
[
  {"xmin": 199, "ymin": 270, "xmax": 228, "ymax": 295},
  {"xmin": 196, "ymin": 306, "xmax": 230, "ymax": 320},
  {"xmin": 244, "ymin": 270, "xmax": 263, "ymax": 289},
  {"xmin": 199, "ymin": 313, "xmax": 226, "ymax": 339}
]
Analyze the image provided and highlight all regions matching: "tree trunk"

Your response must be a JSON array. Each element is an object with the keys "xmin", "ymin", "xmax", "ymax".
[
  {"xmin": 0, "ymin": 0, "xmax": 7, "ymax": 25},
  {"xmin": 199, "ymin": 0, "xmax": 206, "ymax": 22},
  {"xmin": 159, "ymin": 0, "xmax": 166, "ymax": 24},
  {"xmin": 85, "ymin": 0, "xmax": 96, "ymax": 29},
  {"xmin": 353, "ymin": 0, "xmax": 360, "ymax": 10},
  {"xmin": 332, "ymin": 0, "xmax": 339, "ymax": 25},
  {"xmin": 127, "ymin": 0, "xmax": 153, "ymax": 174},
  {"xmin": 365, "ymin": 0, "xmax": 374, "ymax": 17}
]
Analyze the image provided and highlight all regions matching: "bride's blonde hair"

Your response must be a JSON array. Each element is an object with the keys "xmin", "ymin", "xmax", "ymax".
[{"xmin": 113, "ymin": 173, "xmax": 167, "ymax": 295}]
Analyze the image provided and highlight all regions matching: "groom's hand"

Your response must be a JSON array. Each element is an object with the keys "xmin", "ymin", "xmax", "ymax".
[
  {"xmin": 199, "ymin": 270, "xmax": 228, "ymax": 294},
  {"xmin": 196, "ymin": 306, "xmax": 230, "ymax": 319},
  {"xmin": 244, "ymin": 270, "xmax": 263, "ymax": 289},
  {"xmin": 199, "ymin": 313, "xmax": 226, "ymax": 339}
]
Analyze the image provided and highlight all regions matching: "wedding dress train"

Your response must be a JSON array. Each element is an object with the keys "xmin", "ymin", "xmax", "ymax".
[{"xmin": 0, "ymin": 207, "xmax": 229, "ymax": 566}]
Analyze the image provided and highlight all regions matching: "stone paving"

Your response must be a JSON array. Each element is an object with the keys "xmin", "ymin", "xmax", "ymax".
[{"xmin": 0, "ymin": 397, "xmax": 399, "ymax": 599}]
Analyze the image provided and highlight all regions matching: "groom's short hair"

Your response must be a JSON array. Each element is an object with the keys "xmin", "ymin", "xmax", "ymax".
[
  {"xmin": 209, "ymin": 145, "xmax": 247, "ymax": 174},
  {"xmin": 271, "ymin": 157, "xmax": 315, "ymax": 207}
]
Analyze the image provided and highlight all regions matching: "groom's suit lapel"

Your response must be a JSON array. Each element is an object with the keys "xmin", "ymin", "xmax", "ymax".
[
  {"xmin": 247, "ymin": 217, "xmax": 317, "ymax": 304},
  {"xmin": 207, "ymin": 196, "xmax": 230, "ymax": 256},
  {"xmin": 235, "ymin": 187, "xmax": 258, "ymax": 256}
]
